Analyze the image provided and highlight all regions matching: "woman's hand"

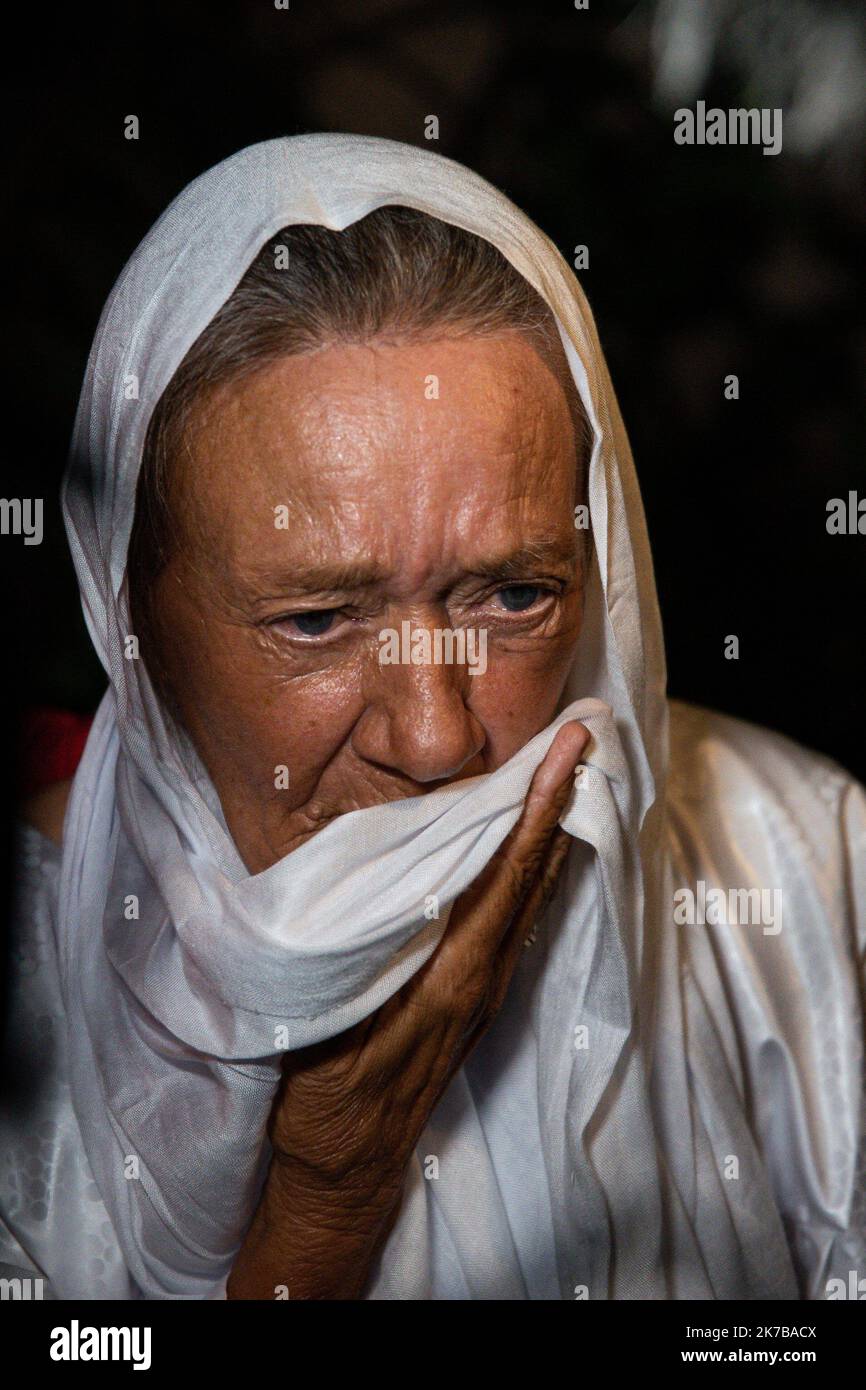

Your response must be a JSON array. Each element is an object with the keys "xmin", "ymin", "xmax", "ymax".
[{"xmin": 226, "ymin": 720, "xmax": 589, "ymax": 1299}]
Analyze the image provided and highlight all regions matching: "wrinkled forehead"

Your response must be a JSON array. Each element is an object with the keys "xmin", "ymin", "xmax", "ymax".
[{"xmin": 152, "ymin": 329, "xmax": 590, "ymax": 596}]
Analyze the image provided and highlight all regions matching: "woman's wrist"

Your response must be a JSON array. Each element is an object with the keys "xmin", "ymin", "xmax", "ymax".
[{"xmin": 226, "ymin": 1152, "xmax": 402, "ymax": 1299}]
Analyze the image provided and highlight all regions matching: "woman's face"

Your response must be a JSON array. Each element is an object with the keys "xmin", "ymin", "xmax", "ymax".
[{"xmin": 148, "ymin": 330, "xmax": 587, "ymax": 873}]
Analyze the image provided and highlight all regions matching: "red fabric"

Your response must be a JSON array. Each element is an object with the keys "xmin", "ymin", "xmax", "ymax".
[{"xmin": 19, "ymin": 706, "xmax": 94, "ymax": 798}]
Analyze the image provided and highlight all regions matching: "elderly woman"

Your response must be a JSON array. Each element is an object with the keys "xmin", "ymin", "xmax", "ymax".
[{"xmin": 2, "ymin": 135, "xmax": 864, "ymax": 1301}]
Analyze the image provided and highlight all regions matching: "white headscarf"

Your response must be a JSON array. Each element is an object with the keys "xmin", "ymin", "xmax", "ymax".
[{"xmin": 57, "ymin": 134, "xmax": 803, "ymax": 1299}]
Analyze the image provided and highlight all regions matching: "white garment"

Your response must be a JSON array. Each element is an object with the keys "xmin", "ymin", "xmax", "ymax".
[{"xmin": 1, "ymin": 135, "xmax": 864, "ymax": 1300}]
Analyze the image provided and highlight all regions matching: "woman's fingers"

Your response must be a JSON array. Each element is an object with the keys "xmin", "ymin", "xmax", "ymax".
[
  {"xmin": 495, "ymin": 825, "xmax": 573, "ymax": 984},
  {"xmin": 436, "ymin": 721, "xmax": 589, "ymax": 969},
  {"xmin": 510, "ymin": 824, "xmax": 573, "ymax": 945},
  {"xmin": 453, "ymin": 826, "xmax": 574, "ymax": 1070}
]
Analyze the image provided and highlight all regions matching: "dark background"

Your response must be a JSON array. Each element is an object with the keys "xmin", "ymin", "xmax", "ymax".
[{"xmin": 5, "ymin": 0, "xmax": 865, "ymax": 817}]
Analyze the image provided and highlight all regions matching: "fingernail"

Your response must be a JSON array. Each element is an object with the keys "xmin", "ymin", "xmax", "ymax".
[{"xmin": 533, "ymin": 722, "xmax": 590, "ymax": 797}]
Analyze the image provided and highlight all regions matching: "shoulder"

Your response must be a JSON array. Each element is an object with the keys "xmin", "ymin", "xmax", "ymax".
[
  {"xmin": 19, "ymin": 779, "xmax": 73, "ymax": 849},
  {"xmin": 667, "ymin": 699, "xmax": 866, "ymax": 956},
  {"xmin": 667, "ymin": 698, "xmax": 860, "ymax": 819}
]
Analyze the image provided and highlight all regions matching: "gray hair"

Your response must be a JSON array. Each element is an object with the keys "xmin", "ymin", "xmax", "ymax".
[{"xmin": 129, "ymin": 205, "xmax": 592, "ymax": 617}]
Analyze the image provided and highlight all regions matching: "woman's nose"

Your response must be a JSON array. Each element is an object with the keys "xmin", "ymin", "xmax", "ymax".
[{"xmin": 351, "ymin": 644, "xmax": 486, "ymax": 785}]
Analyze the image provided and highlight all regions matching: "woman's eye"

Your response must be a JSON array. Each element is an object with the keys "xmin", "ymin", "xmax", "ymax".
[
  {"xmin": 496, "ymin": 584, "xmax": 542, "ymax": 612},
  {"xmin": 290, "ymin": 609, "xmax": 340, "ymax": 636}
]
